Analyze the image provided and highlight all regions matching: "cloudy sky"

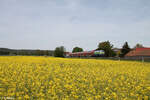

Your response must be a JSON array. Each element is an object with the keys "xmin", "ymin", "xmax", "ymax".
[{"xmin": 0, "ymin": 0, "xmax": 150, "ymax": 51}]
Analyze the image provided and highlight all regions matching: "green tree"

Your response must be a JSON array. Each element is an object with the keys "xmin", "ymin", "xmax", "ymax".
[
  {"xmin": 134, "ymin": 43, "xmax": 143, "ymax": 48},
  {"xmin": 97, "ymin": 41, "xmax": 115, "ymax": 57},
  {"xmin": 44, "ymin": 50, "xmax": 49, "ymax": 56},
  {"xmin": 54, "ymin": 46, "xmax": 66, "ymax": 57},
  {"xmin": 72, "ymin": 47, "xmax": 83, "ymax": 53},
  {"xmin": 0, "ymin": 51, "xmax": 9, "ymax": 55},
  {"xmin": 120, "ymin": 42, "xmax": 131, "ymax": 57},
  {"xmin": 35, "ymin": 50, "xmax": 43, "ymax": 56}
]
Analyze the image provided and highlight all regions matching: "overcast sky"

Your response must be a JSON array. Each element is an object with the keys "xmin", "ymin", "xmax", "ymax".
[{"xmin": 0, "ymin": 0, "xmax": 150, "ymax": 51}]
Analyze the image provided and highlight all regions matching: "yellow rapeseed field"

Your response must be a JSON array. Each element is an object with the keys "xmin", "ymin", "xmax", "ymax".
[{"xmin": 0, "ymin": 56, "xmax": 150, "ymax": 100}]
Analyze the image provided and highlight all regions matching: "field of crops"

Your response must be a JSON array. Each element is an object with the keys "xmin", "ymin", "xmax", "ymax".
[{"xmin": 0, "ymin": 56, "xmax": 150, "ymax": 99}]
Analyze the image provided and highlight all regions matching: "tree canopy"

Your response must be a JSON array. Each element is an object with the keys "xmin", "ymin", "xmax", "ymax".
[
  {"xmin": 54, "ymin": 46, "xmax": 66, "ymax": 57},
  {"xmin": 134, "ymin": 43, "xmax": 144, "ymax": 48},
  {"xmin": 97, "ymin": 41, "xmax": 115, "ymax": 57},
  {"xmin": 72, "ymin": 47, "xmax": 83, "ymax": 53},
  {"xmin": 120, "ymin": 42, "xmax": 131, "ymax": 57}
]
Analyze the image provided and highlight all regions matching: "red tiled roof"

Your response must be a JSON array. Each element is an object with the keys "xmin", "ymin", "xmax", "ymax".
[{"xmin": 125, "ymin": 48, "xmax": 150, "ymax": 57}]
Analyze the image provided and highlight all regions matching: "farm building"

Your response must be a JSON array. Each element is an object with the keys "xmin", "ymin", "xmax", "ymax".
[
  {"xmin": 125, "ymin": 48, "xmax": 150, "ymax": 57},
  {"xmin": 112, "ymin": 48, "xmax": 121, "ymax": 57}
]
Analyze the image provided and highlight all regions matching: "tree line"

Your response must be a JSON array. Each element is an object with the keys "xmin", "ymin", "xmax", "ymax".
[
  {"xmin": 54, "ymin": 41, "xmax": 144, "ymax": 57},
  {"xmin": 0, "ymin": 48, "xmax": 54, "ymax": 56},
  {"xmin": 0, "ymin": 42, "xmax": 144, "ymax": 57}
]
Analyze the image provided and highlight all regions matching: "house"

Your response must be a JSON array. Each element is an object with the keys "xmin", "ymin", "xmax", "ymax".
[
  {"xmin": 112, "ymin": 48, "xmax": 121, "ymax": 57},
  {"xmin": 112, "ymin": 48, "xmax": 121, "ymax": 53},
  {"xmin": 125, "ymin": 48, "xmax": 150, "ymax": 57},
  {"xmin": 64, "ymin": 52, "xmax": 70, "ymax": 57}
]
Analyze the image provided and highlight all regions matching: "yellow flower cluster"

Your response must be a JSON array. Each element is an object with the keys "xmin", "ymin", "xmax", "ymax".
[{"xmin": 0, "ymin": 56, "xmax": 150, "ymax": 99}]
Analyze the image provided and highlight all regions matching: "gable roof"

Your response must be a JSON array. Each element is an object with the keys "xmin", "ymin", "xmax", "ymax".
[
  {"xmin": 125, "ymin": 48, "xmax": 150, "ymax": 57},
  {"xmin": 112, "ymin": 48, "xmax": 121, "ymax": 52}
]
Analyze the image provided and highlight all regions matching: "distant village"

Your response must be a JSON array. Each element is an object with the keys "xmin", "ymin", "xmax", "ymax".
[{"xmin": 0, "ymin": 41, "xmax": 150, "ymax": 61}]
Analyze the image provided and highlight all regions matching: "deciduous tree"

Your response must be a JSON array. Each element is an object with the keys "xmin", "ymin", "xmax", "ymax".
[
  {"xmin": 72, "ymin": 47, "xmax": 83, "ymax": 53},
  {"xmin": 97, "ymin": 41, "xmax": 115, "ymax": 57},
  {"xmin": 54, "ymin": 46, "xmax": 66, "ymax": 57}
]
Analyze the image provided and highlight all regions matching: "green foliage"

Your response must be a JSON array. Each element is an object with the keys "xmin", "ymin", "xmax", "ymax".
[
  {"xmin": 54, "ymin": 46, "xmax": 66, "ymax": 57},
  {"xmin": 0, "ymin": 48, "xmax": 54, "ymax": 56},
  {"xmin": 120, "ymin": 42, "xmax": 131, "ymax": 57},
  {"xmin": 134, "ymin": 43, "xmax": 144, "ymax": 48},
  {"xmin": 112, "ymin": 51, "xmax": 117, "ymax": 57},
  {"xmin": 72, "ymin": 47, "xmax": 83, "ymax": 53},
  {"xmin": 0, "ymin": 51, "xmax": 9, "ymax": 55},
  {"xmin": 97, "ymin": 41, "xmax": 115, "ymax": 57}
]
